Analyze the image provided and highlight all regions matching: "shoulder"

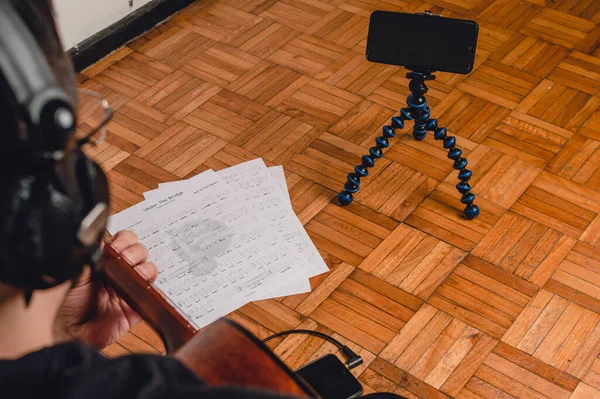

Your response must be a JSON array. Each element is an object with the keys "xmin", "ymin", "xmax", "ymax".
[
  {"xmin": 1, "ymin": 343, "xmax": 302, "ymax": 399},
  {"xmin": 1, "ymin": 342, "xmax": 202, "ymax": 398}
]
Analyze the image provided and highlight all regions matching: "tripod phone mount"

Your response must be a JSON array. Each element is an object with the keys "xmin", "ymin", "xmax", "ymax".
[{"xmin": 337, "ymin": 70, "xmax": 480, "ymax": 220}]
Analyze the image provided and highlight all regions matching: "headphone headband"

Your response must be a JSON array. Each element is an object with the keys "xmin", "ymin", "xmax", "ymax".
[{"xmin": 0, "ymin": 0, "xmax": 75, "ymax": 151}]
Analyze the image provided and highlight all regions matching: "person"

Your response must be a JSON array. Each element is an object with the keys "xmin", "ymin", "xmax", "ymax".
[{"xmin": 0, "ymin": 1, "xmax": 407, "ymax": 398}]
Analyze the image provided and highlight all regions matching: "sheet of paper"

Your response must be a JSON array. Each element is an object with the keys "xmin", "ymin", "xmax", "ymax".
[
  {"xmin": 146, "ymin": 165, "xmax": 314, "ymax": 299},
  {"xmin": 223, "ymin": 166, "xmax": 327, "ymax": 276},
  {"xmin": 215, "ymin": 164, "xmax": 323, "ymax": 297},
  {"xmin": 145, "ymin": 174, "xmax": 306, "ymax": 325},
  {"xmin": 158, "ymin": 166, "xmax": 314, "ymax": 298}
]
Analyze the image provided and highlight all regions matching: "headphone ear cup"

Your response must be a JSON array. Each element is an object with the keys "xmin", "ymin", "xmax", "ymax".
[
  {"xmin": 2, "ymin": 176, "xmax": 79, "ymax": 288},
  {"xmin": 43, "ymin": 183, "xmax": 81, "ymax": 282},
  {"xmin": 76, "ymin": 152, "xmax": 109, "ymax": 219}
]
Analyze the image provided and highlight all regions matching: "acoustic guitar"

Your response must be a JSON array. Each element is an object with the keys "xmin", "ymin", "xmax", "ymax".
[{"xmin": 100, "ymin": 241, "xmax": 318, "ymax": 397}]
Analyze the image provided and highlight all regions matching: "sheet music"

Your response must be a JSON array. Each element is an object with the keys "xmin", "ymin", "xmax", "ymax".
[
  {"xmin": 154, "ymin": 175, "xmax": 307, "ymax": 320},
  {"xmin": 108, "ymin": 158, "xmax": 327, "ymax": 328},
  {"xmin": 149, "ymin": 165, "xmax": 315, "ymax": 299},
  {"xmin": 148, "ymin": 161, "xmax": 322, "ymax": 297}
]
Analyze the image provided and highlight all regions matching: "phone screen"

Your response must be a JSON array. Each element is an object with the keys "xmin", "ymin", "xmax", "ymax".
[
  {"xmin": 296, "ymin": 354, "xmax": 363, "ymax": 399},
  {"xmin": 366, "ymin": 11, "xmax": 478, "ymax": 74}
]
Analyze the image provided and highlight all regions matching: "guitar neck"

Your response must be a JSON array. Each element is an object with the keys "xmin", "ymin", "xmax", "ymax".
[{"xmin": 100, "ymin": 241, "xmax": 196, "ymax": 353}]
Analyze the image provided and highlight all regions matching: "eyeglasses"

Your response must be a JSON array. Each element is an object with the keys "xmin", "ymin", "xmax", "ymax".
[{"xmin": 75, "ymin": 89, "xmax": 114, "ymax": 148}]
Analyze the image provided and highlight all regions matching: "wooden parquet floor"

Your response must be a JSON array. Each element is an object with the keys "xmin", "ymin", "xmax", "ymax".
[{"xmin": 83, "ymin": 0, "xmax": 600, "ymax": 396}]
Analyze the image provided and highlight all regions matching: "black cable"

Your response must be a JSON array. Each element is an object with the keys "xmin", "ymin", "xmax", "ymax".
[
  {"xmin": 263, "ymin": 329, "xmax": 344, "ymax": 348},
  {"xmin": 262, "ymin": 329, "xmax": 363, "ymax": 370}
]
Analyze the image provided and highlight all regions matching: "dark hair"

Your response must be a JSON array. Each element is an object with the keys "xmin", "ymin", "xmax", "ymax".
[{"xmin": 0, "ymin": 0, "xmax": 77, "ymax": 148}]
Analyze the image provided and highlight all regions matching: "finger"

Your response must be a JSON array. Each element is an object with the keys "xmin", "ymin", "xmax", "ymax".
[
  {"xmin": 133, "ymin": 262, "xmax": 158, "ymax": 283},
  {"xmin": 111, "ymin": 230, "xmax": 138, "ymax": 251},
  {"xmin": 121, "ymin": 242, "xmax": 149, "ymax": 266}
]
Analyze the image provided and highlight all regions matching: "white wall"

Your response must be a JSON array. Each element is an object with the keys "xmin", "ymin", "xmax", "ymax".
[{"xmin": 53, "ymin": 0, "xmax": 156, "ymax": 50}]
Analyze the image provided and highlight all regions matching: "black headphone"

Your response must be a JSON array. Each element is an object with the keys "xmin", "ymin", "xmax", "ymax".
[{"xmin": 0, "ymin": 1, "xmax": 110, "ymax": 290}]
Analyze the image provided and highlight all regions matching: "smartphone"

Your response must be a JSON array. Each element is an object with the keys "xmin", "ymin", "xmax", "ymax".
[
  {"xmin": 366, "ymin": 11, "xmax": 478, "ymax": 74},
  {"xmin": 296, "ymin": 354, "xmax": 363, "ymax": 399}
]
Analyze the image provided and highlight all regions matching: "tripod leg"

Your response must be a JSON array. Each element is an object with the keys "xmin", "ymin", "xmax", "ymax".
[
  {"xmin": 423, "ymin": 116, "xmax": 480, "ymax": 220},
  {"xmin": 337, "ymin": 108, "xmax": 413, "ymax": 206}
]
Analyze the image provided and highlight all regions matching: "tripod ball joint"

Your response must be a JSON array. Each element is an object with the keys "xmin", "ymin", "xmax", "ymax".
[
  {"xmin": 338, "ymin": 191, "xmax": 353, "ymax": 206},
  {"xmin": 464, "ymin": 204, "xmax": 480, "ymax": 220}
]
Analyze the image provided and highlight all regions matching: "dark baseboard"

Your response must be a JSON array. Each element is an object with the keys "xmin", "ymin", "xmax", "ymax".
[{"xmin": 69, "ymin": 0, "xmax": 196, "ymax": 72}]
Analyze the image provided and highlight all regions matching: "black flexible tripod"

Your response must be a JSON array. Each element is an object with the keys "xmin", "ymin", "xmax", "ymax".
[{"xmin": 337, "ymin": 70, "xmax": 479, "ymax": 220}]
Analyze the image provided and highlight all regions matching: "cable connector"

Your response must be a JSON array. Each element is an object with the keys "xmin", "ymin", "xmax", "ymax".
[{"xmin": 341, "ymin": 345, "xmax": 363, "ymax": 370}]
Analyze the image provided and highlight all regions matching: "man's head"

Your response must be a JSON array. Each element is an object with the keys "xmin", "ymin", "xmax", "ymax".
[{"xmin": 0, "ymin": 0, "xmax": 109, "ymax": 295}]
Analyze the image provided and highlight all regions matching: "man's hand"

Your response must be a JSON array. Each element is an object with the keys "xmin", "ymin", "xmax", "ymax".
[{"xmin": 54, "ymin": 230, "xmax": 158, "ymax": 349}]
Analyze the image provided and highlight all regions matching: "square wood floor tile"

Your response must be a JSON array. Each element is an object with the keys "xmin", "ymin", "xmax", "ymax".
[
  {"xmin": 328, "ymin": 99, "xmax": 395, "ymax": 146},
  {"xmin": 479, "ymin": 0, "xmax": 543, "ymax": 30},
  {"xmin": 521, "ymin": 8, "xmax": 597, "ymax": 49},
  {"xmin": 359, "ymin": 224, "xmax": 466, "ymax": 300},
  {"xmin": 260, "ymin": 0, "xmax": 335, "ymax": 31},
  {"xmin": 267, "ymin": 34, "xmax": 345, "ymax": 77},
  {"xmin": 175, "ymin": 2, "xmax": 257, "ymax": 41},
  {"xmin": 92, "ymin": 52, "xmax": 174, "ymax": 98},
  {"xmin": 308, "ymin": 269, "xmax": 423, "ymax": 353},
  {"xmin": 226, "ymin": 21, "xmax": 298, "ymax": 59},
  {"xmin": 135, "ymin": 25, "xmax": 216, "ymax": 69},
  {"xmin": 580, "ymin": 107, "xmax": 600, "ymax": 141},
  {"xmin": 182, "ymin": 43, "xmax": 262, "ymax": 87},
  {"xmin": 481, "ymin": 111, "xmax": 573, "ymax": 168},
  {"xmin": 490, "ymin": 33, "xmax": 570, "ymax": 78},
  {"xmin": 405, "ymin": 182, "xmax": 505, "ymax": 251},
  {"xmin": 427, "ymin": 255, "xmax": 538, "ymax": 339},
  {"xmin": 274, "ymin": 78, "xmax": 362, "ymax": 129},
  {"xmin": 445, "ymin": 145, "xmax": 542, "ymax": 209},
  {"xmin": 548, "ymin": 134, "xmax": 600, "ymax": 191},
  {"xmin": 381, "ymin": 304, "xmax": 498, "ymax": 397},
  {"xmin": 458, "ymin": 61, "xmax": 542, "ymax": 110},
  {"xmin": 429, "ymin": 90, "xmax": 510, "ymax": 144},
  {"xmin": 516, "ymin": 80, "xmax": 599, "ymax": 132},
  {"xmin": 353, "ymin": 162, "xmax": 439, "ymax": 222},
  {"xmin": 360, "ymin": 357, "xmax": 452, "ymax": 399},
  {"xmin": 231, "ymin": 110, "xmax": 322, "ymax": 164},
  {"xmin": 183, "ymin": 89, "xmax": 270, "ymax": 142},
  {"xmin": 228, "ymin": 62, "xmax": 304, "ymax": 105},
  {"xmin": 472, "ymin": 211, "xmax": 576, "ymax": 286},
  {"xmin": 287, "ymin": 176, "xmax": 337, "ymax": 225},
  {"xmin": 317, "ymin": 50, "xmax": 397, "ymax": 97},
  {"xmin": 385, "ymin": 132, "xmax": 477, "ymax": 182},
  {"xmin": 511, "ymin": 170, "xmax": 600, "ymax": 239},
  {"xmin": 305, "ymin": 203, "xmax": 398, "ymax": 267},
  {"xmin": 503, "ymin": 289, "xmax": 600, "ymax": 379},
  {"xmin": 461, "ymin": 341, "xmax": 579, "ymax": 398},
  {"xmin": 545, "ymin": 0, "xmax": 600, "ymax": 19},
  {"xmin": 544, "ymin": 241, "xmax": 600, "ymax": 313},
  {"xmin": 286, "ymin": 132, "xmax": 391, "ymax": 191},
  {"xmin": 548, "ymin": 52, "xmax": 600, "ymax": 97}
]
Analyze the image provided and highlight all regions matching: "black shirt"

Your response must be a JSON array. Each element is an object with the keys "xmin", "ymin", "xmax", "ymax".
[{"xmin": 0, "ymin": 342, "xmax": 302, "ymax": 399}]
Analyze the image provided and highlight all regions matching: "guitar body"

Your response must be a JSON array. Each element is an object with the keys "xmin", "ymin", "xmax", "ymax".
[
  {"xmin": 176, "ymin": 319, "xmax": 314, "ymax": 395},
  {"xmin": 100, "ymin": 242, "xmax": 316, "ymax": 397}
]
